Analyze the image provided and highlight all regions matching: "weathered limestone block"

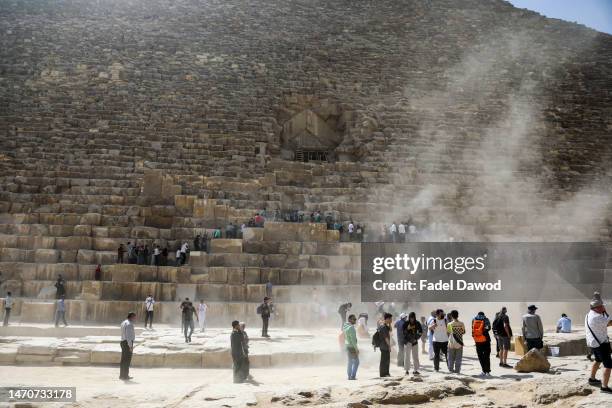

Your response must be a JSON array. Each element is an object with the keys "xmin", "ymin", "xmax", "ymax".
[
  {"xmin": 158, "ymin": 267, "xmax": 191, "ymax": 284},
  {"xmin": 95, "ymin": 251, "xmax": 116, "ymax": 265},
  {"xmin": 55, "ymin": 236, "xmax": 92, "ymax": 250},
  {"xmin": 37, "ymin": 263, "xmax": 79, "ymax": 280},
  {"xmin": 92, "ymin": 227, "xmax": 109, "ymax": 237},
  {"xmin": 279, "ymin": 269, "xmax": 300, "ymax": 284},
  {"xmin": 210, "ymin": 239, "xmax": 243, "ymax": 254},
  {"xmin": 175, "ymin": 195, "xmax": 196, "ymax": 215},
  {"xmin": 80, "ymin": 213, "xmax": 102, "ymax": 225},
  {"xmin": 242, "ymin": 227, "xmax": 263, "ymax": 242},
  {"xmin": 249, "ymin": 354, "xmax": 271, "ymax": 368},
  {"xmin": 329, "ymin": 255, "xmax": 357, "ymax": 271},
  {"xmin": 300, "ymin": 269, "xmax": 324, "ymax": 285},
  {"xmin": 54, "ymin": 352, "xmax": 92, "ymax": 364},
  {"xmin": 16, "ymin": 354, "xmax": 56, "ymax": 363},
  {"xmin": 110, "ymin": 265, "xmax": 140, "ymax": 282},
  {"xmin": 1, "ymin": 248, "xmax": 26, "ymax": 262},
  {"xmin": 245, "ymin": 267, "xmax": 261, "ymax": 284},
  {"xmin": 35, "ymin": 249, "xmax": 59, "ymax": 263},
  {"xmin": 271, "ymin": 352, "xmax": 313, "ymax": 366},
  {"xmin": 193, "ymin": 198, "xmax": 216, "ymax": 219},
  {"xmin": 246, "ymin": 285, "xmax": 266, "ymax": 302},
  {"xmin": 49, "ymin": 225, "xmax": 75, "ymax": 237},
  {"xmin": 77, "ymin": 249, "xmax": 96, "ymax": 264},
  {"xmin": 132, "ymin": 348, "xmax": 165, "ymax": 367},
  {"xmin": 164, "ymin": 351, "xmax": 203, "ymax": 368},
  {"xmin": 279, "ymin": 241, "xmax": 302, "ymax": 255},
  {"xmin": 59, "ymin": 250, "xmax": 78, "ymax": 263},
  {"xmin": 228, "ymin": 285, "xmax": 246, "ymax": 301},
  {"xmin": 261, "ymin": 268, "xmax": 280, "ymax": 284},
  {"xmin": 79, "ymin": 281, "xmax": 102, "ymax": 300},
  {"xmin": 131, "ymin": 226, "xmax": 159, "ymax": 239},
  {"xmin": 91, "ymin": 344, "xmax": 121, "ymax": 364},
  {"xmin": 0, "ymin": 347, "xmax": 17, "ymax": 363},
  {"xmin": 207, "ymin": 267, "xmax": 228, "ymax": 283},
  {"xmin": 326, "ymin": 229, "xmax": 340, "ymax": 241},
  {"xmin": 197, "ymin": 284, "xmax": 229, "ymax": 301},
  {"xmin": 227, "ymin": 268, "xmax": 245, "ymax": 284},
  {"xmin": 515, "ymin": 348, "xmax": 551, "ymax": 373},
  {"xmin": 20, "ymin": 301, "xmax": 56, "ymax": 322},
  {"xmin": 0, "ymin": 234, "xmax": 17, "ymax": 248},
  {"xmin": 73, "ymin": 224, "xmax": 92, "ymax": 236},
  {"xmin": 323, "ymin": 270, "xmax": 350, "ymax": 285},
  {"xmin": 308, "ymin": 255, "xmax": 330, "ymax": 269},
  {"xmin": 202, "ymin": 350, "xmax": 231, "ymax": 368}
]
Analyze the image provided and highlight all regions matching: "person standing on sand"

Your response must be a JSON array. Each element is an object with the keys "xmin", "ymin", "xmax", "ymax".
[
  {"xmin": 429, "ymin": 309, "xmax": 449, "ymax": 372},
  {"xmin": 426, "ymin": 311, "xmax": 435, "ymax": 360},
  {"xmin": 258, "ymin": 297, "xmax": 274, "ymax": 338},
  {"xmin": 472, "ymin": 311, "xmax": 492, "ymax": 376},
  {"xmin": 522, "ymin": 305, "xmax": 544, "ymax": 351},
  {"xmin": 586, "ymin": 292, "xmax": 612, "ymax": 394},
  {"xmin": 54, "ymin": 295, "xmax": 68, "ymax": 327},
  {"xmin": 420, "ymin": 316, "xmax": 428, "ymax": 354},
  {"xmin": 231, "ymin": 320, "xmax": 247, "ymax": 383},
  {"xmin": 402, "ymin": 312, "xmax": 422, "ymax": 375},
  {"xmin": 493, "ymin": 306, "xmax": 512, "ymax": 368},
  {"xmin": 343, "ymin": 314, "xmax": 359, "ymax": 380},
  {"xmin": 378, "ymin": 313, "xmax": 393, "ymax": 377},
  {"xmin": 182, "ymin": 300, "xmax": 198, "ymax": 343},
  {"xmin": 144, "ymin": 294, "xmax": 155, "ymax": 329},
  {"xmin": 394, "ymin": 313, "xmax": 407, "ymax": 367},
  {"xmin": 119, "ymin": 312, "xmax": 136, "ymax": 380},
  {"xmin": 447, "ymin": 310, "xmax": 465, "ymax": 373}
]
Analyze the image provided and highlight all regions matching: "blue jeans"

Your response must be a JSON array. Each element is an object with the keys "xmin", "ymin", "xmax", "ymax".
[{"xmin": 347, "ymin": 348, "xmax": 359, "ymax": 379}]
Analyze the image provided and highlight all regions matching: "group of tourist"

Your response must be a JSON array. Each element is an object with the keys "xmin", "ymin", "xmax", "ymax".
[
  {"xmin": 381, "ymin": 221, "xmax": 419, "ymax": 243},
  {"xmin": 116, "ymin": 241, "xmax": 190, "ymax": 266}
]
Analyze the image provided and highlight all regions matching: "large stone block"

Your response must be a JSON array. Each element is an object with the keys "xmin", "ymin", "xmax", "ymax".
[
  {"xmin": 300, "ymin": 269, "xmax": 324, "ymax": 285},
  {"xmin": 242, "ymin": 227, "xmax": 263, "ymax": 242},
  {"xmin": 77, "ymin": 249, "xmax": 96, "ymax": 264},
  {"xmin": 227, "ymin": 268, "xmax": 245, "ymax": 284},
  {"xmin": 279, "ymin": 269, "xmax": 300, "ymax": 285},
  {"xmin": 91, "ymin": 344, "xmax": 121, "ymax": 364},
  {"xmin": 164, "ymin": 351, "xmax": 203, "ymax": 368},
  {"xmin": 110, "ymin": 264, "xmax": 140, "ymax": 282},
  {"xmin": 132, "ymin": 348, "xmax": 165, "ymax": 367},
  {"xmin": 79, "ymin": 281, "xmax": 102, "ymax": 300},
  {"xmin": 20, "ymin": 301, "xmax": 56, "ymax": 322},
  {"xmin": 208, "ymin": 267, "xmax": 228, "ymax": 283},
  {"xmin": 210, "ymin": 239, "xmax": 243, "ymax": 254},
  {"xmin": 175, "ymin": 195, "xmax": 196, "ymax": 215},
  {"xmin": 202, "ymin": 350, "xmax": 231, "ymax": 368},
  {"xmin": 244, "ymin": 267, "xmax": 261, "ymax": 284},
  {"xmin": 131, "ymin": 226, "xmax": 159, "ymax": 239},
  {"xmin": 193, "ymin": 199, "xmax": 216, "ymax": 219},
  {"xmin": 34, "ymin": 249, "xmax": 59, "ymax": 263},
  {"xmin": 55, "ymin": 236, "xmax": 92, "ymax": 250}
]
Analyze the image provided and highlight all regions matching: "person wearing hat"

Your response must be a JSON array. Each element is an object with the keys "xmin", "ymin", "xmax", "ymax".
[
  {"xmin": 586, "ymin": 292, "xmax": 612, "ymax": 393},
  {"xmin": 394, "ymin": 312, "xmax": 408, "ymax": 366},
  {"xmin": 522, "ymin": 305, "xmax": 544, "ymax": 351}
]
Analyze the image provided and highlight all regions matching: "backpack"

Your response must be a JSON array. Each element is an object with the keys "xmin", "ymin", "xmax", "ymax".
[
  {"xmin": 492, "ymin": 315, "xmax": 505, "ymax": 335},
  {"xmin": 256, "ymin": 304, "xmax": 263, "ymax": 315},
  {"xmin": 472, "ymin": 319, "xmax": 486, "ymax": 343},
  {"xmin": 372, "ymin": 329, "xmax": 382, "ymax": 349}
]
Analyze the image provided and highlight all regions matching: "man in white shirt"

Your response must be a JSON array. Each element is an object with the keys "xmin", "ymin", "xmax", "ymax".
[
  {"xmin": 120, "ymin": 312, "xmax": 136, "ymax": 380},
  {"xmin": 144, "ymin": 295, "xmax": 155, "ymax": 329},
  {"xmin": 398, "ymin": 223, "xmax": 406, "ymax": 242},
  {"xmin": 198, "ymin": 299, "xmax": 208, "ymax": 332},
  {"xmin": 3, "ymin": 291, "xmax": 13, "ymax": 326},
  {"xmin": 428, "ymin": 309, "xmax": 449, "ymax": 372},
  {"xmin": 389, "ymin": 223, "xmax": 397, "ymax": 243},
  {"xmin": 586, "ymin": 293, "xmax": 612, "ymax": 393},
  {"xmin": 348, "ymin": 222, "xmax": 355, "ymax": 241}
]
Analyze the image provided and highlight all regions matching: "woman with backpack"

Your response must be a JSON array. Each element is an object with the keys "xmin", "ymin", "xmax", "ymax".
[
  {"xmin": 472, "ymin": 311, "xmax": 492, "ymax": 376},
  {"xmin": 402, "ymin": 312, "xmax": 423, "ymax": 375}
]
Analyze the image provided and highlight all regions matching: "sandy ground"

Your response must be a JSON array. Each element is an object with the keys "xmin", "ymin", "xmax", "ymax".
[{"xmin": 1, "ymin": 346, "xmax": 611, "ymax": 408}]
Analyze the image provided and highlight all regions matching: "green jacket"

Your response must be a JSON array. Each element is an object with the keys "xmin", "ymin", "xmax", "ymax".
[{"xmin": 343, "ymin": 322, "xmax": 358, "ymax": 351}]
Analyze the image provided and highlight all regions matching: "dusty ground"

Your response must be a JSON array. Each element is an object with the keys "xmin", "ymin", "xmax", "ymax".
[{"xmin": 1, "ymin": 347, "xmax": 611, "ymax": 407}]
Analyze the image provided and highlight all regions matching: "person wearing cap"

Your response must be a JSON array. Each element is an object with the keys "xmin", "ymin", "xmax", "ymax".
[
  {"xmin": 522, "ymin": 305, "xmax": 544, "ymax": 351},
  {"xmin": 394, "ymin": 313, "xmax": 408, "ymax": 366},
  {"xmin": 586, "ymin": 292, "xmax": 612, "ymax": 393}
]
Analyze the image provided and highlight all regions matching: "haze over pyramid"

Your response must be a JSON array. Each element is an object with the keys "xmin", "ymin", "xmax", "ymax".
[{"xmin": 0, "ymin": 0, "xmax": 611, "ymax": 241}]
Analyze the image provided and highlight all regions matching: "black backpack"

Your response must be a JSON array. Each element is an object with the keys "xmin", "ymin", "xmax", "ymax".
[
  {"xmin": 372, "ymin": 329, "xmax": 382, "ymax": 350},
  {"xmin": 492, "ymin": 315, "xmax": 505, "ymax": 335},
  {"xmin": 256, "ymin": 304, "xmax": 263, "ymax": 315}
]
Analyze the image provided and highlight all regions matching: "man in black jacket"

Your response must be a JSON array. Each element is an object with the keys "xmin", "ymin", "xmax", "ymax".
[
  {"xmin": 231, "ymin": 320, "xmax": 247, "ymax": 383},
  {"xmin": 379, "ymin": 313, "xmax": 393, "ymax": 377},
  {"xmin": 259, "ymin": 297, "xmax": 274, "ymax": 337}
]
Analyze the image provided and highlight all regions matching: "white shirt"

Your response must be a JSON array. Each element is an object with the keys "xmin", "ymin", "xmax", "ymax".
[
  {"xmin": 4, "ymin": 296, "xmax": 13, "ymax": 309},
  {"xmin": 121, "ymin": 319, "xmax": 136, "ymax": 348},
  {"xmin": 154, "ymin": 248, "xmax": 160, "ymax": 256},
  {"xmin": 585, "ymin": 310, "xmax": 611, "ymax": 348},
  {"xmin": 398, "ymin": 224, "xmax": 406, "ymax": 234},
  {"xmin": 181, "ymin": 243, "xmax": 188, "ymax": 253},
  {"xmin": 145, "ymin": 297, "xmax": 155, "ymax": 312},
  {"xmin": 432, "ymin": 318, "xmax": 449, "ymax": 342},
  {"xmin": 390, "ymin": 224, "xmax": 397, "ymax": 233},
  {"xmin": 348, "ymin": 223, "xmax": 354, "ymax": 233},
  {"xmin": 176, "ymin": 249, "xmax": 181, "ymax": 258},
  {"xmin": 408, "ymin": 225, "xmax": 417, "ymax": 234},
  {"xmin": 198, "ymin": 303, "xmax": 207, "ymax": 316}
]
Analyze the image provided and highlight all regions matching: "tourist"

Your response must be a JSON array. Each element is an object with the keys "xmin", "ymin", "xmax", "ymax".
[
  {"xmin": 426, "ymin": 311, "xmax": 435, "ymax": 360},
  {"xmin": 239, "ymin": 322, "xmax": 251, "ymax": 380},
  {"xmin": 389, "ymin": 222, "xmax": 397, "ymax": 243},
  {"xmin": 231, "ymin": 320, "xmax": 247, "ymax": 383},
  {"xmin": 338, "ymin": 302, "xmax": 352, "ymax": 327},
  {"xmin": 180, "ymin": 242, "xmax": 189, "ymax": 265},
  {"xmin": 175, "ymin": 248, "xmax": 181, "ymax": 266},
  {"xmin": 182, "ymin": 299, "xmax": 198, "ymax": 343},
  {"xmin": 254, "ymin": 213, "xmax": 264, "ymax": 227},
  {"xmin": 265, "ymin": 279, "xmax": 273, "ymax": 298},
  {"xmin": 226, "ymin": 222, "xmax": 235, "ymax": 239},
  {"xmin": 522, "ymin": 305, "xmax": 544, "ymax": 351},
  {"xmin": 54, "ymin": 295, "xmax": 68, "ymax": 327},
  {"xmin": 194, "ymin": 234, "xmax": 201, "ymax": 251},
  {"xmin": 179, "ymin": 297, "xmax": 191, "ymax": 333},
  {"xmin": 586, "ymin": 292, "xmax": 612, "ymax": 393},
  {"xmin": 420, "ymin": 316, "xmax": 428, "ymax": 354},
  {"xmin": 54, "ymin": 274, "xmax": 66, "ymax": 299},
  {"xmin": 380, "ymin": 224, "xmax": 387, "ymax": 242},
  {"xmin": 258, "ymin": 297, "xmax": 274, "ymax": 338},
  {"xmin": 493, "ymin": 311, "xmax": 501, "ymax": 358},
  {"xmin": 398, "ymin": 222, "xmax": 406, "ymax": 242},
  {"xmin": 394, "ymin": 313, "xmax": 408, "ymax": 366},
  {"xmin": 153, "ymin": 245, "xmax": 161, "ymax": 266},
  {"xmin": 447, "ymin": 310, "xmax": 465, "ymax": 373},
  {"xmin": 3, "ymin": 291, "xmax": 13, "ymax": 326},
  {"xmin": 472, "ymin": 311, "xmax": 492, "ymax": 376},
  {"xmin": 493, "ymin": 307, "xmax": 513, "ymax": 368},
  {"xmin": 429, "ymin": 309, "xmax": 449, "ymax": 372},
  {"xmin": 343, "ymin": 314, "xmax": 359, "ymax": 380},
  {"xmin": 127, "ymin": 241, "xmax": 136, "ymax": 264},
  {"xmin": 144, "ymin": 245, "xmax": 150, "ymax": 265},
  {"xmin": 201, "ymin": 231, "xmax": 209, "ymax": 252},
  {"xmin": 119, "ymin": 312, "xmax": 136, "ymax": 380},
  {"xmin": 144, "ymin": 294, "xmax": 155, "ymax": 329},
  {"xmin": 557, "ymin": 313, "xmax": 572, "ymax": 333},
  {"xmin": 94, "ymin": 264, "xmax": 102, "ymax": 281},
  {"xmin": 198, "ymin": 299, "xmax": 207, "ymax": 332},
  {"xmin": 117, "ymin": 244, "xmax": 125, "ymax": 263},
  {"xmin": 357, "ymin": 313, "xmax": 369, "ymax": 338},
  {"xmin": 161, "ymin": 247, "xmax": 168, "ymax": 266},
  {"xmin": 408, "ymin": 223, "xmax": 417, "ymax": 241},
  {"xmin": 403, "ymin": 312, "xmax": 422, "ymax": 375},
  {"xmin": 378, "ymin": 313, "xmax": 393, "ymax": 377},
  {"xmin": 213, "ymin": 227, "xmax": 222, "ymax": 239},
  {"xmin": 348, "ymin": 221, "xmax": 355, "ymax": 241}
]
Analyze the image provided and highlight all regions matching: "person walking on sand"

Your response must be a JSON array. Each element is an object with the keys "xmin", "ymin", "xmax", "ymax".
[
  {"xmin": 343, "ymin": 314, "xmax": 359, "ymax": 380},
  {"xmin": 119, "ymin": 312, "xmax": 136, "ymax": 380},
  {"xmin": 182, "ymin": 299, "xmax": 198, "ymax": 343},
  {"xmin": 3, "ymin": 291, "xmax": 13, "ymax": 326},
  {"xmin": 472, "ymin": 311, "xmax": 492, "ymax": 376},
  {"xmin": 394, "ymin": 313, "xmax": 408, "ymax": 367},
  {"xmin": 447, "ymin": 310, "xmax": 465, "ymax": 373},
  {"xmin": 377, "ymin": 313, "xmax": 393, "ymax": 377},
  {"xmin": 403, "ymin": 312, "xmax": 423, "ymax": 375},
  {"xmin": 54, "ymin": 295, "xmax": 68, "ymax": 327},
  {"xmin": 258, "ymin": 297, "xmax": 274, "ymax": 338},
  {"xmin": 198, "ymin": 299, "xmax": 208, "ymax": 332},
  {"xmin": 586, "ymin": 292, "xmax": 612, "ymax": 394},
  {"xmin": 493, "ymin": 306, "xmax": 513, "ymax": 368}
]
